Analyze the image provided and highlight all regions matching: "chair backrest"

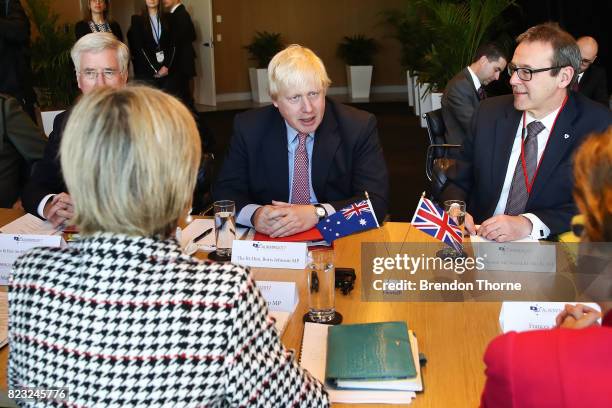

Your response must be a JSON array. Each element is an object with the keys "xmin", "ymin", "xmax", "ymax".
[{"xmin": 424, "ymin": 109, "xmax": 446, "ymax": 146}]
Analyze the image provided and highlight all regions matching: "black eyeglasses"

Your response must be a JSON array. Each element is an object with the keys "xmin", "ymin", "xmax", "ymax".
[
  {"xmin": 581, "ymin": 57, "xmax": 596, "ymax": 65},
  {"xmin": 507, "ymin": 63, "xmax": 569, "ymax": 81}
]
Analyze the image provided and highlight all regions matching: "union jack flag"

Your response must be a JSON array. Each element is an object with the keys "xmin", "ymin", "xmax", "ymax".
[
  {"xmin": 411, "ymin": 196, "xmax": 463, "ymax": 251},
  {"xmin": 316, "ymin": 198, "xmax": 379, "ymax": 243}
]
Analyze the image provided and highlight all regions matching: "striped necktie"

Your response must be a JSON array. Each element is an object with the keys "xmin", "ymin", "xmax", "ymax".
[{"xmin": 291, "ymin": 133, "xmax": 311, "ymax": 204}]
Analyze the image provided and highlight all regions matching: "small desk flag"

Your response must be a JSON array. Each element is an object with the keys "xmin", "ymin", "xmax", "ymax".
[
  {"xmin": 316, "ymin": 199, "xmax": 379, "ymax": 243},
  {"xmin": 410, "ymin": 196, "xmax": 463, "ymax": 251}
]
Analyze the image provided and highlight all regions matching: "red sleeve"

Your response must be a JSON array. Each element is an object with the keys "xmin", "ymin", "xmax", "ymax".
[{"xmin": 480, "ymin": 332, "xmax": 517, "ymax": 408}]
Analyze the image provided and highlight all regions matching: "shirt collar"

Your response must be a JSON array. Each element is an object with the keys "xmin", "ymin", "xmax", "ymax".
[
  {"xmin": 577, "ymin": 72, "xmax": 584, "ymax": 82},
  {"xmin": 524, "ymin": 104, "xmax": 562, "ymax": 133},
  {"xmin": 466, "ymin": 66, "xmax": 482, "ymax": 90},
  {"xmin": 170, "ymin": 2, "xmax": 181, "ymax": 13}
]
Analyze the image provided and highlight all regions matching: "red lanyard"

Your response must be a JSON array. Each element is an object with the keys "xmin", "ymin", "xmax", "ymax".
[{"xmin": 519, "ymin": 95, "xmax": 568, "ymax": 194}]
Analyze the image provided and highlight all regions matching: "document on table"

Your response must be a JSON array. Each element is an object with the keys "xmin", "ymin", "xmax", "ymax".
[
  {"xmin": 0, "ymin": 213, "xmax": 61, "ymax": 235},
  {"xmin": 180, "ymin": 219, "xmax": 216, "ymax": 251},
  {"xmin": 300, "ymin": 323, "xmax": 416, "ymax": 404}
]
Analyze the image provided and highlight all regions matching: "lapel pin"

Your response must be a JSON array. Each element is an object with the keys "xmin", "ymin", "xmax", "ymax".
[{"xmin": 563, "ymin": 134, "xmax": 570, "ymax": 139}]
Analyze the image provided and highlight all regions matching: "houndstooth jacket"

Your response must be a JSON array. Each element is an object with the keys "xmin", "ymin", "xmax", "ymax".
[{"xmin": 9, "ymin": 233, "xmax": 329, "ymax": 407}]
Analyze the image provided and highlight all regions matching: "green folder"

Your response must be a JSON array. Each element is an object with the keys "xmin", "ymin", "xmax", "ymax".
[{"xmin": 325, "ymin": 321, "xmax": 416, "ymax": 382}]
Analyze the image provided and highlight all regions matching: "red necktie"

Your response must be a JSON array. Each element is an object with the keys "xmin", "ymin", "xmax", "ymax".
[{"xmin": 291, "ymin": 133, "xmax": 311, "ymax": 204}]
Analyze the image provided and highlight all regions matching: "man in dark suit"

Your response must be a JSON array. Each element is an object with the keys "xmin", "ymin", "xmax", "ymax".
[
  {"xmin": 214, "ymin": 45, "xmax": 389, "ymax": 238},
  {"xmin": 441, "ymin": 43, "xmax": 507, "ymax": 146},
  {"xmin": 21, "ymin": 33, "xmax": 129, "ymax": 226},
  {"xmin": 162, "ymin": 0, "xmax": 196, "ymax": 109},
  {"xmin": 441, "ymin": 23, "xmax": 612, "ymax": 242},
  {"xmin": 576, "ymin": 36, "xmax": 609, "ymax": 106},
  {"xmin": 0, "ymin": 0, "xmax": 36, "ymax": 120}
]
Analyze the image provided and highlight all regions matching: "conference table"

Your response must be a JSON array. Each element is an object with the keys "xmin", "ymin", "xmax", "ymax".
[{"xmin": 0, "ymin": 208, "xmax": 501, "ymax": 407}]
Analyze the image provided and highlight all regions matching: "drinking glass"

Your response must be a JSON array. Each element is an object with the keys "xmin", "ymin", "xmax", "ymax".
[
  {"xmin": 213, "ymin": 200, "xmax": 235, "ymax": 259},
  {"xmin": 306, "ymin": 249, "xmax": 337, "ymax": 323},
  {"xmin": 437, "ymin": 200, "xmax": 466, "ymax": 259}
]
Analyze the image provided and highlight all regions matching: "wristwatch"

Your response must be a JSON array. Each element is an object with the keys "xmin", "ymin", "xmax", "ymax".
[{"xmin": 314, "ymin": 204, "xmax": 327, "ymax": 220}]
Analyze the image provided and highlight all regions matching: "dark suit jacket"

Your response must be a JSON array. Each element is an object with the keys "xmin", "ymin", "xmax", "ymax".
[
  {"xmin": 440, "ymin": 92, "xmax": 612, "ymax": 235},
  {"xmin": 127, "ymin": 14, "xmax": 175, "ymax": 83},
  {"xmin": 481, "ymin": 318, "xmax": 612, "ymax": 408},
  {"xmin": 213, "ymin": 98, "xmax": 389, "ymax": 223},
  {"xmin": 578, "ymin": 64, "xmax": 609, "ymax": 106},
  {"xmin": 21, "ymin": 110, "xmax": 69, "ymax": 216},
  {"xmin": 75, "ymin": 20, "xmax": 123, "ymax": 42},
  {"xmin": 441, "ymin": 68, "xmax": 480, "ymax": 146},
  {"xmin": 166, "ymin": 4, "xmax": 196, "ymax": 77},
  {"xmin": 0, "ymin": 94, "xmax": 46, "ymax": 208}
]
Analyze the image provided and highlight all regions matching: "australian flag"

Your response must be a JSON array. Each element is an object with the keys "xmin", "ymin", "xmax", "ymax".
[
  {"xmin": 411, "ymin": 196, "xmax": 463, "ymax": 251},
  {"xmin": 316, "ymin": 199, "xmax": 379, "ymax": 243}
]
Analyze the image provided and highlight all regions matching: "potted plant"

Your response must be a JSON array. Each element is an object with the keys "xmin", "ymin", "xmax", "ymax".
[
  {"xmin": 244, "ymin": 31, "xmax": 284, "ymax": 103},
  {"xmin": 24, "ymin": 0, "xmax": 78, "ymax": 133},
  {"xmin": 337, "ymin": 34, "xmax": 379, "ymax": 99}
]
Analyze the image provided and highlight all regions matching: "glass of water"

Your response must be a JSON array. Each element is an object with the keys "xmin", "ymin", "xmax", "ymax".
[
  {"xmin": 305, "ymin": 249, "xmax": 340, "ymax": 324},
  {"xmin": 213, "ymin": 200, "xmax": 235, "ymax": 261}
]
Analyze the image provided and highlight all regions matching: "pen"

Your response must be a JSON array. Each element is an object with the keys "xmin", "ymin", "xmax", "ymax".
[{"xmin": 193, "ymin": 227, "xmax": 213, "ymax": 243}]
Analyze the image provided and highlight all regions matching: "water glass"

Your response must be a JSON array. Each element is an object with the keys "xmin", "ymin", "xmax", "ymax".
[
  {"xmin": 214, "ymin": 200, "xmax": 236, "ymax": 258},
  {"xmin": 444, "ymin": 200, "xmax": 466, "ymax": 235},
  {"xmin": 306, "ymin": 249, "xmax": 336, "ymax": 323}
]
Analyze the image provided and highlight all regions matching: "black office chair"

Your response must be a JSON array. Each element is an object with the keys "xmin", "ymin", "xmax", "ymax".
[
  {"xmin": 423, "ymin": 109, "xmax": 460, "ymax": 199},
  {"xmin": 192, "ymin": 152, "xmax": 215, "ymax": 215}
]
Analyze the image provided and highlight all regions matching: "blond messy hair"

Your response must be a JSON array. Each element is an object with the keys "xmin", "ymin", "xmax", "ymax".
[
  {"xmin": 268, "ymin": 44, "xmax": 331, "ymax": 99},
  {"xmin": 60, "ymin": 86, "xmax": 201, "ymax": 237},
  {"xmin": 573, "ymin": 127, "xmax": 612, "ymax": 242}
]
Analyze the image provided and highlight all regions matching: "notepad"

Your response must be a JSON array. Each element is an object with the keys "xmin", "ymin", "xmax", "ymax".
[{"xmin": 300, "ymin": 322, "xmax": 419, "ymax": 403}]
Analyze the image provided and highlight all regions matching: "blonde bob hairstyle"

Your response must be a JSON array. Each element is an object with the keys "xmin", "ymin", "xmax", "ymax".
[
  {"xmin": 268, "ymin": 44, "xmax": 331, "ymax": 99},
  {"xmin": 60, "ymin": 86, "xmax": 201, "ymax": 237},
  {"xmin": 573, "ymin": 127, "xmax": 612, "ymax": 242}
]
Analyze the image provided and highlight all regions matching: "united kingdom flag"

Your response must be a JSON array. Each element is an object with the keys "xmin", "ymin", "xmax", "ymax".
[
  {"xmin": 316, "ymin": 199, "xmax": 379, "ymax": 243},
  {"xmin": 411, "ymin": 196, "xmax": 463, "ymax": 251}
]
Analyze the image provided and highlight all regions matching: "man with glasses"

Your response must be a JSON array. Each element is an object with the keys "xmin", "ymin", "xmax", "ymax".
[
  {"xmin": 441, "ymin": 23, "xmax": 612, "ymax": 242},
  {"xmin": 575, "ymin": 36, "xmax": 609, "ymax": 106},
  {"xmin": 22, "ymin": 33, "xmax": 129, "ymax": 226},
  {"xmin": 442, "ymin": 43, "xmax": 507, "ymax": 147},
  {"xmin": 214, "ymin": 45, "xmax": 389, "ymax": 237}
]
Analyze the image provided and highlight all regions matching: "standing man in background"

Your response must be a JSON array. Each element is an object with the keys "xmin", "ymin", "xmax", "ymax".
[
  {"xmin": 441, "ymin": 43, "xmax": 507, "ymax": 148},
  {"xmin": 162, "ymin": 0, "xmax": 196, "ymax": 109},
  {"xmin": 575, "ymin": 36, "xmax": 609, "ymax": 106},
  {"xmin": 0, "ymin": 0, "xmax": 37, "ymax": 120}
]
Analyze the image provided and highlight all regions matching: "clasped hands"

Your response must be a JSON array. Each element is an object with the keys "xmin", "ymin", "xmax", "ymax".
[
  {"xmin": 43, "ymin": 192, "xmax": 75, "ymax": 228},
  {"xmin": 463, "ymin": 212, "xmax": 532, "ymax": 242},
  {"xmin": 253, "ymin": 201, "xmax": 318, "ymax": 238},
  {"xmin": 555, "ymin": 303, "xmax": 601, "ymax": 329}
]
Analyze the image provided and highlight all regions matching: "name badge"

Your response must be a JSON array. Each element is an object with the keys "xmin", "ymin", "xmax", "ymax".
[
  {"xmin": 231, "ymin": 240, "xmax": 307, "ymax": 269},
  {"xmin": 156, "ymin": 51, "xmax": 164, "ymax": 63}
]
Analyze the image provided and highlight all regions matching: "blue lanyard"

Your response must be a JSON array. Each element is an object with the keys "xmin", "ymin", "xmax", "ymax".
[{"xmin": 149, "ymin": 15, "xmax": 161, "ymax": 46}]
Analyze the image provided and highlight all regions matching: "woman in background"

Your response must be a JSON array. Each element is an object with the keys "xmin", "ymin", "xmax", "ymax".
[
  {"xmin": 480, "ymin": 128, "xmax": 612, "ymax": 408},
  {"xmin": 128, "ymin": 0, "xmax": 175, "ymax": 88},
  {"xmin": 9, "ymin": 86, "xmax": 329, "ymax": 407},
  {"xmin": 75, "ymin": 0, "xmax": 123, "ymax": 41}
]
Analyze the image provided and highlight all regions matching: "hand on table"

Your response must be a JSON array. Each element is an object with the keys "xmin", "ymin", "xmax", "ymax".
[
  {"xmin": 477, "ymin": 215, "xmax": 532, "ymax": 242},
  {"xmin": 556, "ymin": 303, "xmax": 601, "ymax": 329},
  {"xmin": 155, "ymin": 66, "xmax": 169, "ymax": 78},
  {"xmin": 43, "ymin": 192, "xmax": 74, "ymax": 228},
  {"xmin": 464, "ymin": 212, "xmax": 476, "ymax": 235},
  {"xmin": 252, "ymin": 201, "xmax": 317, "ymax": 238}
]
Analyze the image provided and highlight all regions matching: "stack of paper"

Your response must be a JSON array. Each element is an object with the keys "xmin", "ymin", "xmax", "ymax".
[{"xmin": 300, "ymin": 322, "xmax": 421, "ymax": 404}]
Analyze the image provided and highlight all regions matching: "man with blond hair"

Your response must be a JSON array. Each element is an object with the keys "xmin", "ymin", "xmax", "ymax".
[
  {"xmin": 22, "ymin": 33, "xmax": 129, "ymax": 226},
  {"xmin": 214, "ymin": 44, "xmax": 389, "ymax": 237}
]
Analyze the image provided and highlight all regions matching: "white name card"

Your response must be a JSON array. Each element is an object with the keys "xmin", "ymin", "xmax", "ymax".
[
  {"xmin": 256, "ymin": 281, "xmax": 299, "ymax": 336},
  {"xmin": 231, "ymin": 240, "xmax": 307, "ymax": 269},
  {"xmin": 474, "ymin": 242, "xmax": 556, "ymax": 272},
  {"xmin": 499, "ymin": 301, "xmax": 601, "ymax": 333},
  {"xmin": 0, "ymin": 234, "xmax": 63, "ymax": 285}
]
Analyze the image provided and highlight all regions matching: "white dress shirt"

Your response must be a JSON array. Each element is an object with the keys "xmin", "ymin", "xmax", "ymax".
[
  {"xmin": 467, "ymin": 66, "xmax": 482, "ymax": 92},
  {"xmin": 492, "ymin": 106, "xmax": 563, "ymax": 239}
]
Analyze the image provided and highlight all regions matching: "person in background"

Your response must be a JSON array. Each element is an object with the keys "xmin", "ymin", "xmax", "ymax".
[
  {"xmin": 128, "ymin": 0, "xmax": 175, "ymax": 88},
  {"xmin": 75, "ymin": 0, "xmax": 123, "ymax": 41},
  {"xmin": 9, "ymin": 85, "xmax": 330, "ymax": 407},
  {"xmin": 480, "ymin": 127, "xmax": 612, "ymax": 408},
  {"xmin": 0, "ymin": 93, "xmax": 46, "ymax": 208},
  {"xmin": 214, "ymin": 44, "xmax": 389, "ymax": 237},
  {"xmin": 575, "ymin": 36, "xmax": 609, "ymax": 106},
  {"xmin": 0, "ymin": 0, "xmax": 37, "ymax": 120},
  {"xmin": 21, "ymin": 33, "xmax": 129, "ymax": 226},
  {"xmin": 161, "ymin": 0, "xmax": 196, "ymax": 109},
  {"xmin": 441, "ymin": 43, "xmax": 507, "ymax": 147}
]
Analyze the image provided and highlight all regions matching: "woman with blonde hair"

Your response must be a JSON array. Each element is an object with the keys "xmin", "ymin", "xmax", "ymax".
[
  {"xmin": 75, "ymin": 0, "xmax": 123, "ymax": 41},
  {"xmin": 9, "ymin": 86, "xmax": 329, "ymax": 407}
]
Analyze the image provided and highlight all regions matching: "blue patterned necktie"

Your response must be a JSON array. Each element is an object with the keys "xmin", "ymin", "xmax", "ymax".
[{"xmin": 291, "ymin": 133, "xmax": 311, "ymax": 204}]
